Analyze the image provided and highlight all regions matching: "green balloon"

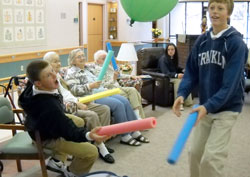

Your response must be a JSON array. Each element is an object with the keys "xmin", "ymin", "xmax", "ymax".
[{"xmin": 121, "ymin": 0, "xmax": 178, "ymax": 23}]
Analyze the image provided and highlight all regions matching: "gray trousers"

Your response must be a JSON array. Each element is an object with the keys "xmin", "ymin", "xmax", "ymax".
[{"xmin": 76, "ymin": 102, "xmax": 110, "ymax": 130}]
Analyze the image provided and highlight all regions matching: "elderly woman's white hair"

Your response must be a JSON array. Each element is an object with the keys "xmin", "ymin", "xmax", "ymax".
[
  {"xmin": 94, "ymin": 50, "xmax": 107, "ymax": 62},
  {"xmin": 68, "ymin": 48, "xmax": 85, "ymax": 66},
  {"xmin": 43, "ymin": 51, "xmax": 58, "ymax": 63}
]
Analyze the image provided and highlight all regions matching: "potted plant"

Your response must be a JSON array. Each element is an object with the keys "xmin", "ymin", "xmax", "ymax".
[
  {"xmin": 152, "ymin": 28, "xmax": 162, "ymax": 42},
  {"xmin": 120, "ymin": 63, "xmax": 133, "ymax": 75}
]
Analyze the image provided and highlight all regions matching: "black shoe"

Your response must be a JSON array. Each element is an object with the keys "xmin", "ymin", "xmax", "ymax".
[
  {"xmin": 107, "ymin": 147, "xmax": 114, "ymax": 153},
  {"xmin": 99, "ymin": 153, "xmax": 115, "ymax": 164}
]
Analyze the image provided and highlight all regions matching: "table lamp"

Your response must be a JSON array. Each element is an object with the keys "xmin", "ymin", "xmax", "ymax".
[{"xmin": 116, "ymin": 43, "xmax": 138, "ymax": 75}]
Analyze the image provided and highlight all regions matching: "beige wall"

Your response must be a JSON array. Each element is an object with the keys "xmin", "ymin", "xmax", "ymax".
[{"xmin": 0, "ymin": 0, "xmax": 152, "ymax": 55}]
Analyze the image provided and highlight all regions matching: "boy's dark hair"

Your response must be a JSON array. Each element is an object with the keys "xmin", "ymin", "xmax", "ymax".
[
  {"xmin": 26, "ymin": 60, "xmax": 49, "ymax": 83},
  {"xmin": 208, "ymin": 0, "xmax": 234, "ymax": 15}
]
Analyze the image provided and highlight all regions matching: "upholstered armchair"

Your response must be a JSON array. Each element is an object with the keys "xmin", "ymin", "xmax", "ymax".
[{"xmin": 137, "ymin": 47, "xmax": 174, "ymax": 107}]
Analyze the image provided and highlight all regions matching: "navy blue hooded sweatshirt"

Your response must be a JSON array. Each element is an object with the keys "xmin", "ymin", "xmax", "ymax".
[{"xmin": 177, "ymin": 26, "xmax": 248, "ymax": 113}]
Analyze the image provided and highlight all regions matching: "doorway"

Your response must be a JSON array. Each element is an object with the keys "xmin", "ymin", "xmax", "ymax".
[
  {"xmin": 87, "ymin": 4, "xmax": 103, "ymax": 62},
  {"xmin": 79, "ymin": 2, "xmax": 83, "ymax": 46}
]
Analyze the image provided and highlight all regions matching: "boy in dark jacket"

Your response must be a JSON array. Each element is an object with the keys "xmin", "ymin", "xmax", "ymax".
[
  {"xmin": 172, "ymin": 0, "xmax": 248, "ymax": 176},
  {"xmin": 19, "ymin": 60, "xmax": 110, "ymax": 177}
]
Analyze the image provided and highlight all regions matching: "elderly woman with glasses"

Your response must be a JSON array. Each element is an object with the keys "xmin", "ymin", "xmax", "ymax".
[{"xmin": 64, "ymin": 48, "xmax": 149, "ymax": 146}]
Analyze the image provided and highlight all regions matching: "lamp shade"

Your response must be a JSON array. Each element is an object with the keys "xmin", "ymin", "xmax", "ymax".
[{"xmin": 116, "ymin": 43, "xmax": 138, "ymax": 61}]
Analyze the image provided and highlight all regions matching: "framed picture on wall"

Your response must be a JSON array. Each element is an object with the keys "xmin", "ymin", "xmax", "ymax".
[{"xmin": 0, "ymin": 0, "xmax": 46, "ymax": 47}]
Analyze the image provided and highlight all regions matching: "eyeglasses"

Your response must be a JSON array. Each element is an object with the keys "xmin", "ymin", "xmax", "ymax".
[
  {"xmin": 75, "ymin": 54, "xmax": 86, "ymax": 60},
  {"xmin": 100, "ymin": 56, "xmax": 106, "ymax": 60}
]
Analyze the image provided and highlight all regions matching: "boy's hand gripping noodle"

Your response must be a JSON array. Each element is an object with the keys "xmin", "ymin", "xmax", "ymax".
[{"xmin": 167, "ymin": 104, "xmax": 199, "ymax": 164}]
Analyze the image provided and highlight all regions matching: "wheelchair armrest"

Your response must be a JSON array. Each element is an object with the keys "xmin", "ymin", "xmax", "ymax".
[
  {"xmin": 12, "ymin": 109, "xmax": 25, "ymax": 114},
  {"xmin": 0, "ymin": 124, "xmax": 25, "ymax": 131},
  {"xmin": 141, "ymin": 69, "xmax": 170, "ymax": 79}
]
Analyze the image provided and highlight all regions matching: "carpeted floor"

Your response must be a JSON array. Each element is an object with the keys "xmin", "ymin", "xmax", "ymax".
[{"xmin": 1, "ymin": 95, "xmax": 250, "ymax": 177}]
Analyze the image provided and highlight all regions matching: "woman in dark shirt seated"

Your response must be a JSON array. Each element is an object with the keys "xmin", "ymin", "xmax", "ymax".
[{"xmin": 158, "ymin": 43, "xmax": 193, "ymax": 110}]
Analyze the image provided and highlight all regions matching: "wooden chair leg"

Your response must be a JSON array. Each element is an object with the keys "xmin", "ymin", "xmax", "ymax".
[
  {"xmin": 0, "ymin": 160, "xmax": 3, "ymax": 172},
  {"xmin": 0, "ymin": 160, "xmax": 3, "ymax": 177},
  {"xmin": 34, "ymin": 131, "xmax": 48, "ymax": 177},
  {"xmin": 40, "ymin": 159, "xmax": 48, "ymax": 177},
  {"xmin": 16, "ymin": 160, "xmax": 22, "ymax": 172}
]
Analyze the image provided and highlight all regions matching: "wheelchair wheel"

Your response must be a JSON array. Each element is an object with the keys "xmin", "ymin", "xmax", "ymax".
[{"xmin": 0, "ymin": 160, "xmax": 3, "ymax": 172}]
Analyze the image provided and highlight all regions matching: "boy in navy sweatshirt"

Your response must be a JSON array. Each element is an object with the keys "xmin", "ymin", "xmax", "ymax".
[
  {"xmin": 19, "ymin": 60, "xmax": 110, "ymax": 177},
  {"xmin": 172, "ymin": 0, "xmax": 248, "ymax": 176}
]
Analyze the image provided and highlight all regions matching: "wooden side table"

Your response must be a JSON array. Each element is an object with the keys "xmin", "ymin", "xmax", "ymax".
[{"xmin": 141, "ymin": 40, "xmax": 169, "ymax": 47}]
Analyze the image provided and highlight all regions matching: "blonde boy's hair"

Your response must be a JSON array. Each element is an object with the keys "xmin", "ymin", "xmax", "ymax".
[{"xmin": 208, "ymin": 0, "xmax": 234, "ymax": 15}]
